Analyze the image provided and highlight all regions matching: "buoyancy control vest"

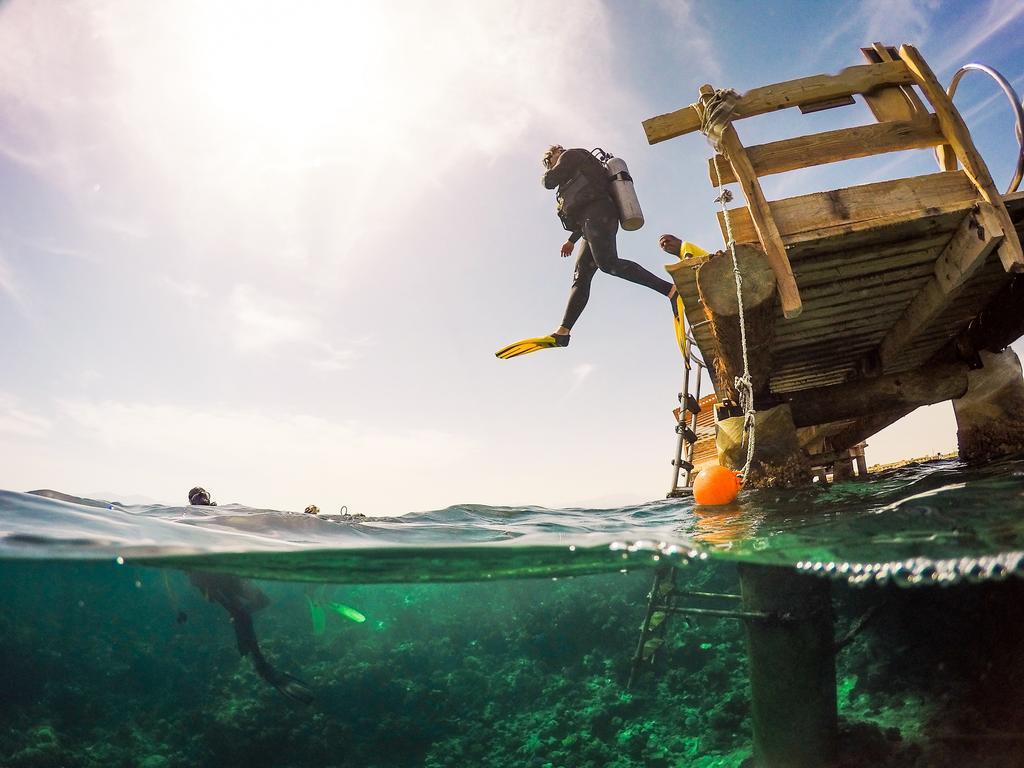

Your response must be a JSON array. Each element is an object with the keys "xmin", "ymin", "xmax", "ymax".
[
  {"xmin": 550, "ymin": 148, "xmax": 645, "ymax": 232},
  {"xmin": 551, "ymin": 149, "xmax": 613, "ymax": 231}
]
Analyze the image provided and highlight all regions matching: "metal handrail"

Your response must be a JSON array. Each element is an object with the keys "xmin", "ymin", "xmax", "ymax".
[{"xmin": 944, "ymin": 63, "xmax": 1024, "ymax": 194}]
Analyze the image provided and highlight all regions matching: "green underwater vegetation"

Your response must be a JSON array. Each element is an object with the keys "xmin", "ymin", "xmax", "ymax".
[{"xmin": 2, "ymin": 555, "xmax": 1024, "ymax": 767}]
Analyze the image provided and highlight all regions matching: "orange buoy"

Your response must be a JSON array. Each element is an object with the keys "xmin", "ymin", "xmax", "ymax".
[{"xmin": 693, "ymin": 465, "xmax": 742, "ymax": 505}]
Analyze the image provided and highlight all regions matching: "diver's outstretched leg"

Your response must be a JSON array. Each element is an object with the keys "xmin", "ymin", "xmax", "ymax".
[
  {"xmin": 229, "ymin": 607, "xmax": 315, "ymax": 705},
  {"xmin": 583, "ymin": 201, "xmax": 673, "ymax": 297},
  {"xmin": 559, "ymin": 240, "xmax": 599, "ymax": 332}
]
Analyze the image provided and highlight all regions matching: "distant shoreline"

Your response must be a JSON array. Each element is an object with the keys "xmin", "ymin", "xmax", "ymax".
[{"xmin": 867, "ymin": 451, "xmax": 959, "ymax": 473}]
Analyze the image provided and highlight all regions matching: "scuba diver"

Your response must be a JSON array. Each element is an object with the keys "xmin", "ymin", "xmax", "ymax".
[
  {"xmin": 496, "ymin": 145, "xmax": 677, "ymax": 359},
  {"xmin": 185, "ymin": 487, "xmax": 315, "ymax": 704}
]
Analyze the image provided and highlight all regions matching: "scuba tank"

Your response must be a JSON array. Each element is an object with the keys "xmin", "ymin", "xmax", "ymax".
[{"xmin": 592, "ymin": 148, "xmax": 644, "ymax": 231}]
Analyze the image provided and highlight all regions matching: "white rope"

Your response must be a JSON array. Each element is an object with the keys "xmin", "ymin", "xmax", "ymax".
[{"xmin": 696, "ymin": 91, "xmax": 757, "ymax": 480}]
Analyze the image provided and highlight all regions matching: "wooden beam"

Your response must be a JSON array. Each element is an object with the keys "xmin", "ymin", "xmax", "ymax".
[
  {"xmin": 708, "ymin": 116, "xmax": 944, "ymax": 186},
  {"xmin": 878, "ymin": 205, "xmax": 1005, "ymax": 367},
  {"xmin": 786, "ymin": 363, "xmax": 970, "ymax": 427},
  {"xmin": 860, "ymin": 43, "xmax": 927, "ymax": 123},
  {"xmin": 950, "ymin": 274, "xmax": 1024, "ymax": 358},
  {"xmin": 933, "ymin": 203, "xmax": 1004, "ymax": 293},
  {"xmin": 717, "ymin": 171, "xmax": 977, "ymax": 246},
  {"xmin": 828, "ymin": 407, "xmax": 915, "ymax": 454},
  {"xmin": 899, "ymin": 44, "xmax": 1024, "ymax": 272},
  {"xmin": 642, "ymin": 61, "xmax": 916, "ymax": 145},
  {"xmin": 698, "ymin": 86, "xmax": 802, "ymax": 318}
]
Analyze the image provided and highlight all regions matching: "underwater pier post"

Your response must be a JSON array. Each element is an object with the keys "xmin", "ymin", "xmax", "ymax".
[{"xmin": 738, "ymin": 563, "xmax": 837, "ymax": 767}]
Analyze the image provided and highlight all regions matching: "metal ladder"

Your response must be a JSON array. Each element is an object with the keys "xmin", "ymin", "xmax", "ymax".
[
  {"xmin": 667, "ymin": 326, "xmax": 706, "ymax": 497},
  {"xmin": 627, "ymin": 566, "xmax": 765, "ymax": 688},
  {"xmin": 626, "ymin": 566, "xmax": 777, "ymax": 688}
]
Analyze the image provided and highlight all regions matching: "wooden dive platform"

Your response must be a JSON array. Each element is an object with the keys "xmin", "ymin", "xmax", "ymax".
[{"xmin": 646, "ymin": 43, "xmax": 1024, "ymax": 469}]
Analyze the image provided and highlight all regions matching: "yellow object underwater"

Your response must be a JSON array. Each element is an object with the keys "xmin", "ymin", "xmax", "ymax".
[
  {"xmin": 307, "ymin": 596, "xmax": 326, "ymax": 635},
  {"xmin": 495, "ymin": 334, "xmax": 569, "ymax": 360},
  {"xmin": 329, "ymin": 603, "xmax": 367, "ymax": 623}
]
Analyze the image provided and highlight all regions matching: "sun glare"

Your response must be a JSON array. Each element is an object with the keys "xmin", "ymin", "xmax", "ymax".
[{"xmin": 188, "ymin": 2, "xmax": 385, "ymax": 161}]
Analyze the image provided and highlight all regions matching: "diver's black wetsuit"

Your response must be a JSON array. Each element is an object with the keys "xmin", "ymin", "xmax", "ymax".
[
  {"xmin": 189, "ymin": 571, "xmax": 314, "ymax": 704},
  {"xmin": 542, "ymin": 148, "xmax": 672, "ymax": 330}
]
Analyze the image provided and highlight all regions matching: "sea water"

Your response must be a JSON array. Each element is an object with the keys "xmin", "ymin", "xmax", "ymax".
[{"xmin": 2, "ymin": 457, "xmax": 1024, "ymax": 767}]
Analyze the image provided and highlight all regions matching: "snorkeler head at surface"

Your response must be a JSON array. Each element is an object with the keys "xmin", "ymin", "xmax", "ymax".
[{"xmin": 188, "ymin": 487, "xmax": 215, "ymax": 506}]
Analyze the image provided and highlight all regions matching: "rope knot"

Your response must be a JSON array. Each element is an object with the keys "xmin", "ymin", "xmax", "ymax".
[{"xmin": 697, "ymin": 88, "xmax": 740, "ymax": 154}]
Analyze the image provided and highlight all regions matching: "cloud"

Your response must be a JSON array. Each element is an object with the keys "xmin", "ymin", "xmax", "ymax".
[
  {"xmin": 569, "ymin": 363, "xmax": 596, "ymax": 394},
  {"xmin": 0, "ymin": 0, "xmax": 627, "ymax": 285},
  {"xmin": 226, "ymin": 282, "xmax": 358, "ymax": 370},
  {"xmin": 57, "ymin": 398, "xmax": 475, "ymax": 514},
  {"xmin": 0, "ymin": 393, "xmax": 51, "ymax": 438},
  {"xmin": 0, "ymin": 250, "xmax": 19, "ymax": 303},
  {"xmin": 228, "ymin": 283, "xmax": 317, "ymax": 352},
  {"xmin": 160, "ymin": 276, "xmax": 208, "ymax": 302},
  {"xmin": 934, "ymin": 0, "xmax": 1024, "ymax": 71},
  {"xmin": 807, "ymin": 0, "xmax": 938, "ymax": 69},
  {"xmin": 651, "ymin": 0, "xmax": 722, "ymax": 80}
]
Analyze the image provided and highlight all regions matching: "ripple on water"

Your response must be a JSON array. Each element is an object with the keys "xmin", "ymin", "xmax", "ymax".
[{"xmin": 1, "ymin": 456, "xmax": 1023, "ymax": 585}]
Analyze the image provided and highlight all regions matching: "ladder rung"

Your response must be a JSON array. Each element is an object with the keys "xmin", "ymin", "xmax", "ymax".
[
  {"xmin": 675, "ymin": 424, "xmax": 697, "ymax": 443},
  {"xmin": 672, "ymin": 459, "xmax": 694, "ymax": 471},
  {"xmin": 682, "ymin": 393, "xmax": 701, "ymax": 415},
  {"xmin": 669, "ymin": 590, "xmax": 741, "ymax": 601}
]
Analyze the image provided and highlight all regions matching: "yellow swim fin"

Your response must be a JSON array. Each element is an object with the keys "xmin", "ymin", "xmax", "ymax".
[
  {"xmin": 672, "ymin": 295, "xmax": 688, "ymax": 361},
  {"xmin": 495, "ymin": 334, "xmax": 570, "ymax": 360},
  {"xmin": 671, "ymin": 240, "xmax": 707, "ymax": 361}
]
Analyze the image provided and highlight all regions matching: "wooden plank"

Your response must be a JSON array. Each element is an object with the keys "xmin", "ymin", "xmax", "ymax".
[
  {"xmin": 879, "ymin": 207, "xmax": 1004, "ymax": 367},
  {"xmin": 794, "ymin": 263, "xmax": 935, "ymax": 300},
  {"xmin": 774, "ymin": 340, "xmax": 881, "ymax": 365},
  {"xmin": 776, "ymin": 317, "xmax": 903, "ymax": 350},
  {"xmin": 790, "ymin": 233, "xmax": 948, "ymax": 268},
  {"xmin": 717, "ymin": 171, "xmax": 977, "ymax": 246},
  {"xmin": 825, "ymin": 407, "xmax": 915, "ymax": 451},
  {"xmin": 794, "ymin": 246, "xmax": 941, "ymax": 289},
  {"xmin": 786, "ymin": 362, "xmax": 969, "ymax": 427},
  {"xmin": 708, "ymin": 116, "xmax": 944, "ymax": 186},
  {"xmin": 781, "ymin": 208, "xmax": 967, "ymax": 260},
  {"xmin": 642, "ymin": 61, "xmax": 916, "ymax": 145},
  {"xmin": 795, "ymin": 285, "xmax": 922, "ymax": 319},
  {"xmin": 899, "ymin": 44, "xmax": 1024, "ymax": 272},
  {"xmin": 860, "ymin": 43, "xmax": 927, "ymax": 123},
  {"xmin": 798, "ymin": 95, "xmax": 856, "ymax": 114},
  {"xmin": 699, "ymin": 86, "xmax": 802, "ymax": 318},
  {"xmin": 933, "ymin": 203, "xmax": 1004, "ymax": 293},
  {"xmin": 776, "ymin": 306, "xmax": 909, "ymax": 342}
]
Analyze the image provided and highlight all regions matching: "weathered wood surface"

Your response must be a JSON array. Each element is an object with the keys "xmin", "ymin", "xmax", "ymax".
[
  {"xmin": 899, "ymin": 44, "xmax": 1024, "ymax": 272},
  {"xmin": 643, "ymin": 61, "xmax": 914, "ymax": 144},
  {"xmin": 785, "ymin": 363, "xmax": 969, "ymax": 427},
  {"xmin": 698, "ymin": 86, "xmax": 802, "ymax": 318},
  {"xmin": 673, "ymin": 71, "xmax": 1024, "ymax": 415},
  {"xmin": 860, "ymin": 43, "xmax": 927, "ymax": 123},
  {"xmin": 829, "ymin": 408, "xmax": 915, "ymax": 455},
  {"xmin": 878, "ymin": 205, "xmax": 1004, "ymax": 368},
  {"xmin": 695, "ymin": 245, "xmax": 778, "ymax": 400},
  {"xmin": 716, "ymin": 171, "xmax": 977, "ymax": 248},
  {"xmin": 708, "ymin": 116, "xmax": 944, "ymax": 186}
]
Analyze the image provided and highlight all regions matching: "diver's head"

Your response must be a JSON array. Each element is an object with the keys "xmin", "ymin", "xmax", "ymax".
[
  {"xmin": 188, "ymin": 487, "xmax": 215, "ymax": 506},
  {"xmin": 304, "ymin": 505, "xmax": 320, "ymax": 515},
  {"xmin": 542, "ymin": 145, "xmax": 565, "ymax": 170}
]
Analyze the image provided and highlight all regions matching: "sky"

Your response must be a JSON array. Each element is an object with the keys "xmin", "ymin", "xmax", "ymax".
[{"xmin": 1, "ymin": 0, "xmax": 1023, "ymax": 514}]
